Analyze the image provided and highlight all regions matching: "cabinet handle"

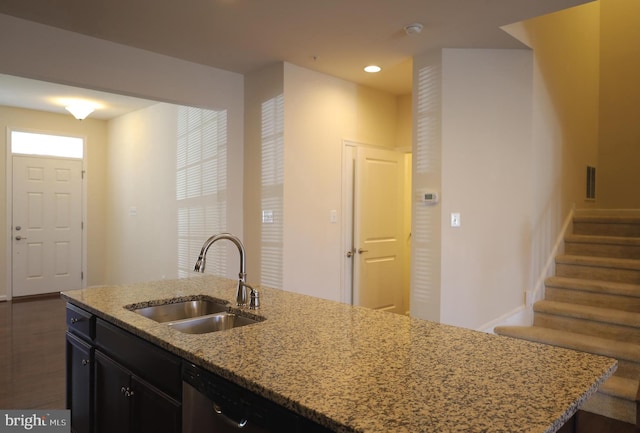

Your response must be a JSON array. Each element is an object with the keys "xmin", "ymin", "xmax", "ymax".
[
  {"xmin": 70, "ymin": 317, "xmax": 79, "ymax": 324},
  {"xmin": 212, "ymin": 403, "xmax": 248, "ymax": 429},
  {"xmin": 81, "ymin": 359, "xmax": 90, "ymax": 366},
  {"xmin": 120, "ymin": 386, "xmax": 134, "ymax": 398}
]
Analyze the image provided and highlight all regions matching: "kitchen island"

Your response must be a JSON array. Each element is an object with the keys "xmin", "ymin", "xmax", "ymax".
[{"xmin": 62, "ymin": 274, "xmax": 616, "ymax": 433}]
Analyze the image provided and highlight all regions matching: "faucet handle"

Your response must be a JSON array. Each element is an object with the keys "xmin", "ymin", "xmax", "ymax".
[{"xmin": 249, "ymin": 288, "xmax": 260, "ymax": 310}]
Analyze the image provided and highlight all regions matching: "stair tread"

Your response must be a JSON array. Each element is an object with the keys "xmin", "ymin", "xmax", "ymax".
[
  {"xmin": 574, "ymin": 210, "xmax": 640, "ymax": 218},
  {"xmin": 599, "ymin": 375, "xmax": 638, "ymax": 400},
  {"xmin": 574, "ymin": 215, "xmax": 640, "ymax": 224},
  {"xmin": 546, "ymin": 276, "xmax": 640, "ymax": 297},
  {"xmin": 494, "ymin": 325, "xmax": 640, "ymax": 363},
  {"xmin": 565, "ymin": 234, "xmax": 640, "ymax": 246},
  {"xmin": 534, "ymin": 300, "xmax": 640, "ymax": 328},
  {"xmin": 556, "ymin": 254, "xmax": 640, "ymax": 270}
]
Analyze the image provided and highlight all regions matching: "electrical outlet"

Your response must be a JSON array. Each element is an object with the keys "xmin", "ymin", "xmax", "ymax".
[{"xmin": 450, "ymin": 212, "xmax": 461, "ymax": 227}]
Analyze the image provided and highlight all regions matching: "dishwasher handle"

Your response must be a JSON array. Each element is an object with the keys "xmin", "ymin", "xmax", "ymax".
[{"xmin": 213, "ymin": 403, "xmax": 249, "ymax": 429}]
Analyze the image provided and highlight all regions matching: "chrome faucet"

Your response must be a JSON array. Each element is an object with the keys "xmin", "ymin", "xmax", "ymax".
[{"xmin": 194, "ymin": 233, "xmax": 258, "ymax": 308}]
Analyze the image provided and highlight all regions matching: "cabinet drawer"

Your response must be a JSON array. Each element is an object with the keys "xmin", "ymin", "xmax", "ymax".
[
  {"xmin": 66, "ymin": 303, "xmax": 95, "ymax": 341},
  {"xmin": 96, "ymin": 318, "xmax": 181, "ymax": 399}
]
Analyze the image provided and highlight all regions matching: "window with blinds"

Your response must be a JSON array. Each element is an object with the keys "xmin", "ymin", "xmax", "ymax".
[
  {"xmin": 260, "ymin": 94, "xmax": 284, "ymax": 288},
  {"xmin": 176, "ymin": 106, "xmax": 228, "ymax": 278}
]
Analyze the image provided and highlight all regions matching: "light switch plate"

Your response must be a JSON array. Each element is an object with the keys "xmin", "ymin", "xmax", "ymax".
[
  {"xmin": 262, "ymin": 210, "xmax": 274, "ymax": 224},
  {"xmin": 450, "ymin": 212, "xmax": 461, "ymax": 227}
]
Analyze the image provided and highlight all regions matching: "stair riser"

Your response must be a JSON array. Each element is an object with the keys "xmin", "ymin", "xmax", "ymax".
[
  {"xmin": 616, "ymin": 360, "xmax": 640, "ymax": 379},
  {"xmin": 574, "ymin": 222, "xmax": 640, "ymax": 237},
  {"xmin": 545, "ymin": 287, "xmax": 640, "ymax": 313},
  {"xmin": 494, "ymin": 329, "xmax": 640, "ymax": 378},
  {"xmin": 556, "ymin": 263, "xmax": 640, "ymax": 284},
  {"xmin": 581, "ymin": 392, "xmax": 636, "ymax": 425},
  {"xmin": 565, "ymin": 242, "xmax": 640, "ymax": 260},
  {"xmin": 533, "ymin": 313, "xmax": 640, "ymax": 344}
]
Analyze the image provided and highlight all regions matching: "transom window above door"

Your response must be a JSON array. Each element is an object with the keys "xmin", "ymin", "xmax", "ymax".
[{"xmin": 11, "ymin": 131, "xmax": 84, "ymax": 159}]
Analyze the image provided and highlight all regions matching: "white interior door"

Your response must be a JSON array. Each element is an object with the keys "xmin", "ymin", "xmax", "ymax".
[
  {"xmin": 12, "ymin": 155, "xmax": 83, "ymax": 297},
  {"xmin": 353, "ymin": 147, "xmax": 405, "ymax": 313}
]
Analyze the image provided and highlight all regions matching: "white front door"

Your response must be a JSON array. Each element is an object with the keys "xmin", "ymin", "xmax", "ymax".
[
  {"xmin": 353, "ymin": 147, "xmax": 405, "ymax": 313},
  {"xmin": 12, "ymin": 155, "xmax": 83, "ymax": 297}
]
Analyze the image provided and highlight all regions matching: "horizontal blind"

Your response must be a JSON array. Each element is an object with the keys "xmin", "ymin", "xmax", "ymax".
[{"xmin": 176, "ymin": 106, "xmax": 228, "ymax": 277}]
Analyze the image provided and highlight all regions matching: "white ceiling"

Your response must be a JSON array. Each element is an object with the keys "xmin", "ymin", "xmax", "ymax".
[{"xmin": 0, "ymin": 0, "xmax": 590, "ymax": 120}]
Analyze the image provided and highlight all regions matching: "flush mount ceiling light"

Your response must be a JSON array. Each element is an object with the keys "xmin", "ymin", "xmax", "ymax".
[
  {"xmin": 364, "ymin": 65, "xmax": 382, "ymax": 73},
  {"xmin": 65, "ymin": 103, "xmax": 95, "ymax": 120}
]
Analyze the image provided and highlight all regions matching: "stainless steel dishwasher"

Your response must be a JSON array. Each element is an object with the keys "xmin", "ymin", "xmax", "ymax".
[{"xmin": 182, "ymin": 362, "xmax": 299, "ymax": 433}]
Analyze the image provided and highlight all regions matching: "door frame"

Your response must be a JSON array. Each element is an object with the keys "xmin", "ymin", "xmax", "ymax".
[
  {"xmin": 4, "ymin": 127, "xmax": 88, "ymax": 301},
  {"xmin": 341, "ymin": 139, "xmax": 412, "ymax": 308}
]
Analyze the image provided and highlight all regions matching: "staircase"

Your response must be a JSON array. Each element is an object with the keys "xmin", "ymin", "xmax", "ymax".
[{"xmin": 495, "ymin": 209, "xmax": 640, "ymax": 427}]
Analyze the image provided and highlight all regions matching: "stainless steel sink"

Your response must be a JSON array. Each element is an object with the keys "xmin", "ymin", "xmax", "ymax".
[
  {"xmin": 133, "ymin": 299, "xmax": 229, "ymax": 322},
  {"xmin": 167, "ymin": 312, "xmax": 260, "ymax": 334}
]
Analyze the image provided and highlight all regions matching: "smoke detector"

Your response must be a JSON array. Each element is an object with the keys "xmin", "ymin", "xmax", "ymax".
[{"xmin": 404, "ymin": 23, "xmax": 423, "ymax": 35}]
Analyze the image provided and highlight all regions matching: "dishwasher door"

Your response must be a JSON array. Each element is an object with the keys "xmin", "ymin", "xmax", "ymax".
[{"xmin": 183, "ymin": 381, "xmax": 270, "ymax": 433}]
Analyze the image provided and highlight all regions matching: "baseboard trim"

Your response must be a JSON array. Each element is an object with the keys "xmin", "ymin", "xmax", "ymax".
[
  {"xmin": 0, "ymin": 294, "xmax": 6, "ymax": 303},
  {"xmin": 11, "ymin": 292, "xmax": 62, "ymax": 303},
  {"xmin": 478, "ymin": 304, "xmax": 532, "ymax": 334}
]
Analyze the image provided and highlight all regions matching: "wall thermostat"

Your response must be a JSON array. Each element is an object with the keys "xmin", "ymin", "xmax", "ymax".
[{"xmin": 420, "ymin": 191, "xmax": 439, "ymax": 205}]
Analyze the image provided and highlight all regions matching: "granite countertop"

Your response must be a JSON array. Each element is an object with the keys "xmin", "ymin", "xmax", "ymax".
[{"xmin": 62, "ymin": 275, "xmax": 617, "ymax": 433}]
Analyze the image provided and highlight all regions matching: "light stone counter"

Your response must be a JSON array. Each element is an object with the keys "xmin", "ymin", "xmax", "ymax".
[{"xmin": 62, "ymin": 274, "xmax": 616, "ymax": 433}]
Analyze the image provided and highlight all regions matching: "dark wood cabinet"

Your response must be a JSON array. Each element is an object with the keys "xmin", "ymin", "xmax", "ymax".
[
  {"xmin": 94, "ymin": 351, "xmax": 131, "ymax": 433},
  {"xmin": 94, "ymin": 350, "xmax": 181, "ymax": 433},
  {"xmin": 130, "ymin": 375, "xmax": 181, "ymax": 433},
  {"xmin": 66, "ymin": 304, "xmax": 181, "ymax": 433},
  {"xmin": 66, "ymin": 332, "xmax": 94, "ymax": 433}
]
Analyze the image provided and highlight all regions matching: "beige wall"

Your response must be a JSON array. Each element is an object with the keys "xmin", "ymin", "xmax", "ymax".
[
  {"xmin": 598, "ymin": 0, "xmax": 640, "ymax": 207},
  {"xmin": 396, "ymin": 94, "xmax": 413, "ymax": 151},
  {"xmin": 412, "ymin": 49, "xmax": 534, "ymax": 329},
  {"xmin": 105, "ymin": 104, "xmax": 176, "ymax": 284},
  {"xmin": 440, "ymin": 49, "xmax": 533, "ymax": 329},
  {"xmin": 0, "ymin": 106, "xmax": 108, "ymax": 297},
  {"xmin": 514, "ymin": 2, "xmax": 601, "ymax": 216}
]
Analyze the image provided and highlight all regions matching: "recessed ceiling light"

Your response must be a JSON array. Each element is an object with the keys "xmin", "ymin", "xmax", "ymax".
[{"xmin": 364, "ymin": 65, "xmax": 381, "ymax": 73}]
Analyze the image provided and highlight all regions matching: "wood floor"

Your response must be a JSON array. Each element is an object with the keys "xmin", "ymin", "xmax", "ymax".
[{"xmin": 0, "ymin": 294, "xmax": 67, "ymax": 409}]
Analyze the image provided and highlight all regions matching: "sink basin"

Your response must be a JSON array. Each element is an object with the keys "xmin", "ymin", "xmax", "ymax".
[
  {"xmin": 133, "ymin": 299, "xmax": 229, "ymax": 322},
  {"xmin": 168, "ymin": 312, "xmax": 260, "ymax": 334}
]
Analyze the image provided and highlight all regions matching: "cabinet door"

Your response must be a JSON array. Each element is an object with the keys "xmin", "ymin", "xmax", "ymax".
[
  {"xmin": 130, "ymin": 375, "xmax": 181, "ymax": 433},
  {"xmin": 94, "ymin": 351, "xmax": 131, "ymax": 433},
  {"xmin": 66, "ymin": 332, "xmax": 93, "ymax": 433}
]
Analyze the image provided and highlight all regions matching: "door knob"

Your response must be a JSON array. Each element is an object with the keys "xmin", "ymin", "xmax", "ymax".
[
  {"xmin": 346, "ymin": 250, "xmax": 353, "ymax": 258},
  {"xmin": 358, "ymin": 248, "xmax": 369, "ymax": 254},
  {"xmin": 15, "ymin": 235, "xmax": 27, "ymax": 241}
]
